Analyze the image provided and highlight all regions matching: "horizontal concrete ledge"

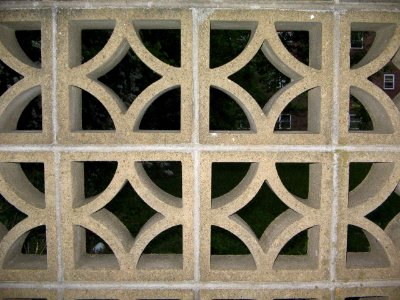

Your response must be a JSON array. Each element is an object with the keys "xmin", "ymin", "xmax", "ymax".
[
  {"xmin": 0, "ymin": 0, "xmax": 399, "ymax": 10},
  {"xmin": 1, "ymin": 144, "xmax": 400, "ymax": 153},
  {"xmin": 1, "ymin": 279, "xmax": 400, "ymax": 290}
]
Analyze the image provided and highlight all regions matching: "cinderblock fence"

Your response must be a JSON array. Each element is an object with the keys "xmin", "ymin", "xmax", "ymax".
[{"xmin": 0, "ymin": 0, "xmax": 400, "ymax": 299}]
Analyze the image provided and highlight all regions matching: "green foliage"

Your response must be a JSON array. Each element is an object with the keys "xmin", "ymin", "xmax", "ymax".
[
  {"xmin": 0, "ymin": 60, "xmax": 23, "ymax": 96},
  {"xmin": 367, "ymin": 190, "xmax": 400, "ymax": 229},
  {"xmin": 20, "ymin": 162, "xmax": 45, "ymax": 193},
  {"xmin": 105, "ymin": 182, "xmax": 157, "ymax": 238},
  {"xmin": 210, "ymin": 30, "xmax": 309, "ymax": 129},
  {"xmin": 230, "ymin": 49, "xmax": 289, "ymax": 108},
  {"xmin": 1, "ymin": 31, "xmax": 41, "ymax": 130},
  {"xmin": 348, "ymin": 163, "xmax": 372, "ymax": 191},
  {"xmin": 211, "ymin": 163, "xmax": 307, "ymax": 255},
  {"xmin": 209, "ymin": 88, "xmax": 250, "ymax": 130},
  {"xmin": 347, "ymin": 163, "xmax": 372, "ymax": 252},
  {"xmin": 143, "ymin": 225, "xmax": 182, "ymax": 254},
  {"xmin": 0, "ymin": 195, "xmax": 27, "ymax": 230},
  {"xmin": 276, "ymin": 163, "xmax": 309, "ymax": 199},
  {"xmin": 210, "ymin": 30, "xmax": 251, "ymax": 69},
  {"xmin": 280, "ymin": 230, "xmax": 308, "ymax": 255},
  {"xmin": 139, "ymin": 89, "xmax": 181, "ymax": 130},
  {"xmin": 278, "ymin": 31, "xmax": 309, "ymax": 65},
  {"xmin": 237, "ymin": 183, "xmax": 289, "ymax": 240},
  {"xmin": 211, "ymin": 163, "xmax": 251, "ymax": 198},
  {"xmin": 15, "ymin": 30, "xmax": 41, "ymax": 65},
  {"xmin": 81, "ymin": 29, "xmax": 113, "ymax": 63},
  {"xmin": 139, "ymin": 29, "xmax": 181, "ymax": 67},
  {"xmin": 211, "ymin": 226, "xmax": 250, "ymax": 255},
  {"xmin": 81, "ymin": 91, "xmax": 115, "ymax": 130},
  {"xmin": 97, "ymin": 48, "xmax": 161, "ymax": 108},
  {"xmin": 347, "ymin": 225, "xmax": 370, "ymax": 252},
  {"xmin": 21, "ymin": 226, "xmax": 46, "ymax": 255},
  {"xmin": 84, "ymin": 161, "xmax": 118, "ymax": 198},
  {"xmin": 17, "ymin": 96, "xmax": 42, "ymax": 130},
  {"xmin": 142, "ymin": 161, "xmax": 182, "ymax": 198}
]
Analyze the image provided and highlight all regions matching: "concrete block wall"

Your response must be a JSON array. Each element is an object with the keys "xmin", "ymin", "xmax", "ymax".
[{"xmin": 0, "ymin": 0, "xmax": 399, "ymax": 299}]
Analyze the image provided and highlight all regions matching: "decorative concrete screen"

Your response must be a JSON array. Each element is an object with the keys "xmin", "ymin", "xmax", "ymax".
[{"xmin": 0, "ymin": 0, "xmax": 400, "ymax": 299}]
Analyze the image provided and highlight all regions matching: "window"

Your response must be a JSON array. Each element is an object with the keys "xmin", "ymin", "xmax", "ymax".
[
  {"xmin": 383, "ymin": 74, "xmax": 395, "ymax": 90},
  {"xmin": 277, "ymin": 113, "xmax": 292, "ymax": 130},
  {"xmin": 351, "ymin": 31, "xmax": 364, "ymax": 49},
  {"xmin": 348, "ymin": 113, "xmax": 361, "ymax": 130}
]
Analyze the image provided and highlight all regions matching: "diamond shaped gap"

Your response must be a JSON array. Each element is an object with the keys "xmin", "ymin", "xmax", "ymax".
[
  {"xmin": 210, "ymin": 29, "xmax": 251, "ymax": 69},
  {"xmin": 209, "ymin": 87, "xmax": 251, "ymax": 131},
  {"xmin": 277, "ymin": 31, "xmax": 309, "ymax": 66},
  {"xmin": 84, "ymin": 161, "xmax": 117, "ymax": 198},
  {"xmin": 349, "ymin": 95, "xmax": 373, "ymax": 131},
  {"xmin": 141, "ymin": 161, "xmax": 182, "ymax": 198},
  {"xmin": 80, "ymin": 89, "xmax": 115, "ymax": 131},
  {"xmin": 0, "ymin": 194, "xmax": 27, "ymax": 231},
  {"xmin": 105, "ymin": 181, "xmax": 157, "ymax": 239},
  {"xmin": 81, "ymin": 29, "xmax": 113, "ymax": 64},
  {"xmin": 98, "ymin": 48, "xmax": 161, "ymax": 109},
  {"xmin": 139, "ymin": 88, "xmax": 181, "ymax": 131},
  {"xmin": 366, "ymin": 190, "xmax": 400, "ymax": 230},
  {"xmin": 21, "ymin": 225, "xmax": 46, "ymax": 255},
  {"xmin": 16, "ymin": 95, "xmax": 42, "ymax": 131},
  {"xmin": 15, "ymin": 30, "xmax": 41, "ymax": 66},
  {"xmin": 237, "ymin": 182, "xmax": 289, "ymax": 239},
  {"xmin": 368, "ymin": 61, "xmax": 400, "ymax": 100},
  {"xmin": 274, "ymin": 88, "xmax": 321, "ymax": 133},
  {"xmin": 139, "ymin": 29, "xmax": 181, "ymax": 67},
  {"xmin": 0, "ymin": 60, "xmax": 23, "ymax": 96},
  {"xmin": 229, "ymin": 49, "xmax": 290, "ymax": 109}
]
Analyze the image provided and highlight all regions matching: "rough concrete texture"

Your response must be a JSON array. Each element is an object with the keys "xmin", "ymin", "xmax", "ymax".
[
  {"xmin": 0, "ymin": 10, "xmax": 53, "ymax": 144},
  {"xmin": 57, "ymin": 8, "xmax": 193, "ymax": 144},
  {"xmin": 61, "ymin": 152, "xmax": 194, "ymax": 281},
  {"xmin": 0, "ymin": 1, "xmax": 399, "ymax": 299},
  {"xmin": 200, "ymin": 151, "xmax": 333, "ymax": 281},
  {"xmin": 199, "ymin": 10, "xmax": 334, "ymax": 145}
]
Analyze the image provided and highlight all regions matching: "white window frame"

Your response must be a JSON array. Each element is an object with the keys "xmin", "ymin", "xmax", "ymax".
[
  {"xmin": 277, "ymin": 113, "xmax": 292, "ymax": 130},
  {"xmin": 348, "ymin": 113, "xmax": 362, "ymax": 130},
  {"xmin": 383, "ymin": 74, "xmax": 395, "ymax": 90}
]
